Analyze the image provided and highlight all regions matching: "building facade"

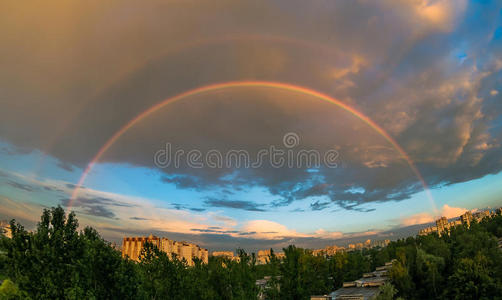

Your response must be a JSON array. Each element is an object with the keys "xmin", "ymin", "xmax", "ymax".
[
  {"xmin": 419, "ymin": 209, "xmax": 497, "ymax": 236},
  {"xmin": 256, "ymin": 249, "xmax": 285, "ymax": 264},
  {"xmin": 122, "ymin": 235, "xmax": 208, "ymax": 265},
  {"xmin": 0, "ymin": 221, "xmax": 12, "ymax": 238}
]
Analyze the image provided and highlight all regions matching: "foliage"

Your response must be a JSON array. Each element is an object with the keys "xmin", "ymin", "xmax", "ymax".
[
  {"xmin": 0, "ymin": 207, "xmax": 501, "ymax": 299},
  {"xmin": 375, "ymin": 282, "xmax": 397, "ymax": 300},
  {"xmin": 0, "ymin": 207, "xmax": 138, "ymax": 299},
  {"xmin": 0, "ymin": 279, "xmax": 28, "ymax": 300}
]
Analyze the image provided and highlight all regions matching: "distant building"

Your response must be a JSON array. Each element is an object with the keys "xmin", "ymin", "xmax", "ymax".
[
  {"xmin": 212, "ymin": 251, "xmax": 234, "ymax": 258},
  {"xmin": 0, "ymin": 221, "xmax": 12, "ymax": 238},
  {"xmin": 473, "ymin": 210, "xmax": 492, "ymax": 221},
  {"xmin": 347, "ymin": 243, "xmax": 364, "ymax": 251},
  {"xmin": 212, "ymin": 251, "xmax": 240, "ymax": 262},
  {"xmin": 313, "ymin": 240, "xmax": 390, "ymax": 256},
  {"xmin": 460, "ymin": 211, "xmax": 473, "ymax": 227},
  {"xmin": 122, "ymin": 235, "xmax": 208, "ymax": 265},
  {"xmin": 419, "ymin": 208, "xmax": 498, "ymax": 236},
  {"xmin": 313, "ymin": 245, "xmax": 344, "ymax": 256},
  {"xmin": 256, "ymin": 249, "xmax": 284, "ymax": 264},
  {"xmin": 371, "ymin": 240, "xmax": 390, "ymax": 248}
]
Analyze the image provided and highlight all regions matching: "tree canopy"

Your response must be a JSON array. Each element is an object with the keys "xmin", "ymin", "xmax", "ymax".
[{"xmin": 1, "ymin": 206, "xmax": 501, "ymax": 299}]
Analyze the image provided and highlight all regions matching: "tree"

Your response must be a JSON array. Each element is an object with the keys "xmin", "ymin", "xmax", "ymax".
[
  {"xmin": 375, "ymin": 282, "xmax": 398, "ymax": 300},
  {"xmin": 1, "ymin": 206, "xmax": 140, "ymax": 299},
  {"xmin": 137, "ymin": 241, "xmax": 189, "ymax": 299},
  {"xmin": 415, "ymin": 249, "xmax": 445, "ymax": 298},
  {"xmin": 0, "ymin": 279, "xmax": 27, "ymax": 300},
  {"xmin": 389, "ymin": 251, "xmax": 414, "ymax": 299},
  {"xmin": 446, "ymin": 253, "xmax": 501, "ymax": 299}
]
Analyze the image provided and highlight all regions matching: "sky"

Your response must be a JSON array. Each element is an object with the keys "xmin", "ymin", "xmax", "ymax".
[{"xmin": 1, "ymin": 0, "xmax": 502, "ymax": 252}]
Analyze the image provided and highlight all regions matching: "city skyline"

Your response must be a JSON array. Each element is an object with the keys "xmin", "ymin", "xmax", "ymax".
[{"xmin": 1, "ymin": 0, "xmax": 502, "ymax": 252}]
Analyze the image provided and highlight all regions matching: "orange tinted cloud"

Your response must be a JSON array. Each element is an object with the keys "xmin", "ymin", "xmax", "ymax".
[{"xmin": 401, "ymin": 204, "xmax": 469, "ymax": 226}]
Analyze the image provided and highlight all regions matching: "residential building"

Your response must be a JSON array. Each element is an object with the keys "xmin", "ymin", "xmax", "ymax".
[
  {"xmin": 121, "ymin": 234, "xmax": 208, "ymax": 265},
  {"xmin": 0, "ymin": 221, "xmax": 11, "ymax": 238},
  {"xmin": 212, "ymin": 251, "xmax": 241, "ymax": 262},
  {"xmin": 419, "ymin": 208, "xmax": 498, "ymax": 236},
  {"xmin": 460, "ymin": 211, "xmax": 473, "ymax": 227},
  {"xmin": 256, "ymin": 249, "xmax": 284, "ymax": 264}
]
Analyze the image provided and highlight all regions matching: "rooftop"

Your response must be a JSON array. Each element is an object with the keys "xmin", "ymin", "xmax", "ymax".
[{"xmin": 329, "ymin": 287, "xmax": 380, "ymax": 300}]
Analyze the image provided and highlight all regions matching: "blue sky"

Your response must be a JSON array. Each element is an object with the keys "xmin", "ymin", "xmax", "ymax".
[{"xmin": 1, "ymin": 0, "xmax": 502, "ymax": 251}]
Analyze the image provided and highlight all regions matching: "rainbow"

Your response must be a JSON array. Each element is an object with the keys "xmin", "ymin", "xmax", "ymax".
[{"xmin": 70, "ymin": 81, "xmax": 436, "ymax": 213}]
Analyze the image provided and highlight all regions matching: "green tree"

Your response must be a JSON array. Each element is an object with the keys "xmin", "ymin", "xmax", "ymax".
[
  {"xmin": 1, "ymin": 206, "xmax": 139, "ymax": 299},
  {"xmin": 389, "ymin": 249, "xmax": 414, "ymax": 299},
  {"xmin": 446, "ymin": 253, "xmax": 501, "ymax": 299},
  {"xmin": 415, "ymin": 249, "xmax": 445, "ymax": 298},
  {"xmin": 0, "ymin": 279, "xmax": 27, "ymax": 300},
  {"xmin": 375, "ymin": 282, "xmax": 398, "ymax": 300}
]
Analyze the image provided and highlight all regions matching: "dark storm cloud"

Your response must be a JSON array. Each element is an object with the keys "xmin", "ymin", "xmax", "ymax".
[
  {"xmin": 204, "ymin": 198, "xmax": 266, "ymax": 212},
  {"xmin": 1, "ymin": 0, "xmax": 502, "ymax": 212}
]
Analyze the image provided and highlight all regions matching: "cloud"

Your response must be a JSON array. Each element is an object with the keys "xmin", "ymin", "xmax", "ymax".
[
  {"xmin": 240, "ymin": 220, "xmax": 301, "ymax": 239},
  {"xmin": 313, "ymin": 229, "xmax": 344, "ymax": 239},
  {"xmin": 440, "ymin": 204, "xmax": 468, "ymax": 219},
  {"xmin": 189, "ymin": 207, "xmax": 206, "ymax": 212},
  {"xmin": 130, "ymin": 217, "xmax": 150, "ymax": 221},
  {"xmin": 310, "ymin": 200, "xmax": 331, "ymax": 211},
  {"xmin": 401, "ymin": 204, "xmax": 469, "ymax": 226},
  {"xmin": 5, "ymin": 180, "xmax": 36, "ymax": 192},
  {"xmin": 170, "ymin": 203, "xmax": 205, "ymax": 212},
  {"xmin": 81, "ymin": 205, "xmax": 116, "ymax": 219},
  {"xmin": 204, "ymin": 198, "xmax": 266, "ymax": 212},
  {"xmin": 60, "ymin": 196, "xmax": 137, "ymax": 219},
  {"xmin": 161, "ymin": 175, "xmax": 204, "ymax": 191},
  {"xmin": 401, "ymin": 212, "xmax": 435, "ymax": 227},
  {"xmin": 0, "ymin": 0, "xmax": 501, "ymax": 217},
  {"xmin": 57, "ymin": 160, "xmax": 74, "ymax": 172}
]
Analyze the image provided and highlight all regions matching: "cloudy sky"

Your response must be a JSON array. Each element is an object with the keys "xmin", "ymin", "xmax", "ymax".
[{"xmin": 1, "ymin": 0, "xmax": 502, "ymax": 252}]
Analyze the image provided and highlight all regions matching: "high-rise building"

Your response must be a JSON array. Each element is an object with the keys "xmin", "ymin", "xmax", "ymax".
[
  {"xmin": 419, "ymin": 208, "xmax": 499, "ymax": 236},
  {"xmin": 121, "ymin": 235, "xmax": 208, "ymax": 265},
  {"xmin": 460, "ymin": 211, "xmax": 473, "ymax": 227}
]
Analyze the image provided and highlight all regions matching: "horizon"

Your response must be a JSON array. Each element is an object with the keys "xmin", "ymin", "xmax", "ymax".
[
  {"xmin": 1, "ymin": 0, "xmax": 502, "ymax": 253},
  {"xmin": 2, "ymin": 205, "xmax": 497, "ymax": 254}
]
